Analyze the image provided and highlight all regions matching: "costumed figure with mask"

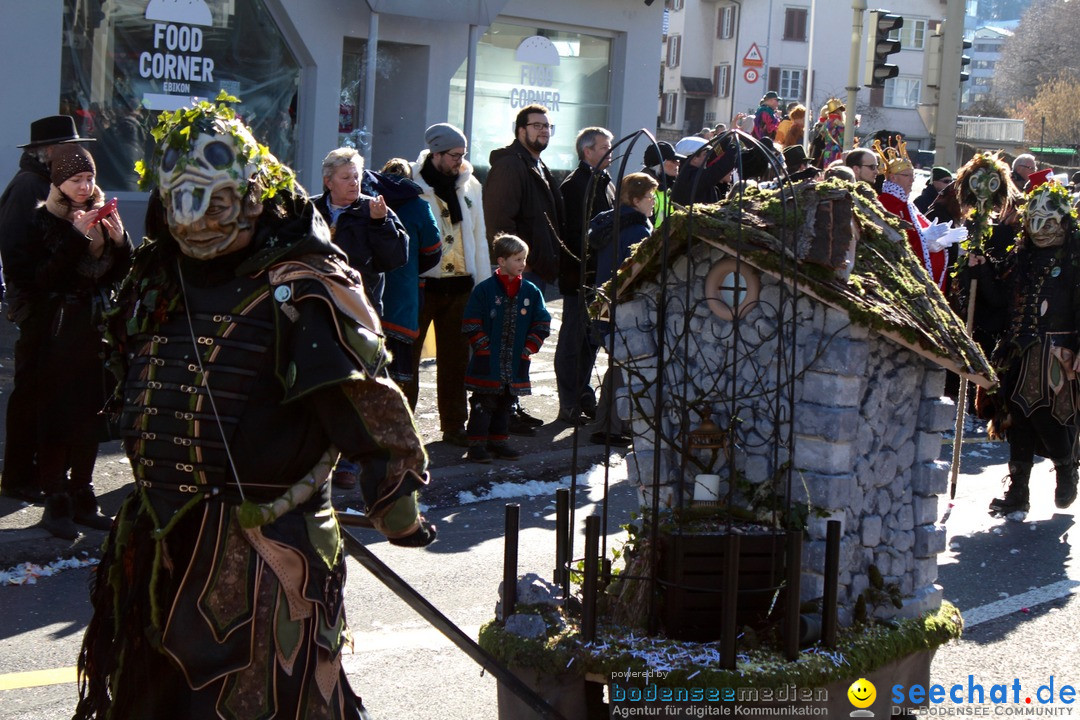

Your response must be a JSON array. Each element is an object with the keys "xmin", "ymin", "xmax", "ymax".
[
  {"xmin": 875, "ymin": 136, "xmax": 967, "ymax": 294},
  {"xmin": 970, "ymin": 181, "xmax": 1080, "ymax": 518},
  {"xmin": 74, "ymin": 96, "xmax": 435, "ymax": 720},
  {"xmin": 809, "ymin": 98, "xmax": 846, "ymax": 169}
]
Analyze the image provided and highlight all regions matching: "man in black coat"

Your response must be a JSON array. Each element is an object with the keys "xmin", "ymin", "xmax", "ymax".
[
  {"xmin": 554, "ymin": 127, "xmax": 614, "ymax": 425},
  {"xmin": 0, "ymin": 116, "xmax": 95, "ymax": 503}
]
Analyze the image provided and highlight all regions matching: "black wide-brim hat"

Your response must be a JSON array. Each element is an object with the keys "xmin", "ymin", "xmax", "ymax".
[{"xmin": 17, "ymin": 115, "xmax": 96, "ymax": 148}]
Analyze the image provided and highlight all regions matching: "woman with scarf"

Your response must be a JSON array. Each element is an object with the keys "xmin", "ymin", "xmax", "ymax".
[{"xmin": 21, "ymin": 144, "xmax": 132, "ymax": 537}]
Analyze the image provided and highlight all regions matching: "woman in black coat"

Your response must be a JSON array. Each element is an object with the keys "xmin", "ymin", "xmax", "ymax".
[{"xmin": 22, "ymin": 144, "xmax": 132, "ymax": 537}]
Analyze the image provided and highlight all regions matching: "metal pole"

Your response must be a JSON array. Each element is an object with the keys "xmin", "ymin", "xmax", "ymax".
[
  {"xmin": 582, "ymin": 516, "xmax": 601, "ymax": 642},
  {"xmin": 802, "ymin": 0, "xmax": 818, "ymax": 149},
  {"xmin": 821, "ymin": 519, "xmax": 841, "ymax": 648},
  {"xmin": 843, "ymin": 0, "xmax": 866, "ymax": 151},
  {"xmin": 721, "ymin": 533, "xmax": 740, "ymax": 669},
  {"xmin": 464, "ymin": 24, "xmax": 479, "ymax": 145},
  {"xmin": 1040, "ymin": 116, "xmax": 1045, "ymax": 151},
  {"xmin": 363, "ymin": 10, "xmax": 378, "ymax": 169},
  {"xmin": 933, "ymin": 0, "xmax": 967, "ymax": 169},
  {"xmin": 554, "ymin": 488, "xmax": 570, "ymax": 595},
  {"xmin": 784, "ymin": 530, "xmax": 803, "ymax": 660},
  {"xmin": 503, "ymin": 504, "xmax": 520, "ymax": 620}
]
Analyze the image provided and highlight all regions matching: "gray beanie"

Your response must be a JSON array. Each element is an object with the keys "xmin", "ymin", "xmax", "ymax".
[{"xmin": 425, "ymin": 123, "xmax": 467, "ymax": 154}]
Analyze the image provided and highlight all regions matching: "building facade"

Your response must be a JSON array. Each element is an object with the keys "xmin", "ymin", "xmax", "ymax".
[
  {"xmin": 660, "ymin": 0, "xmax": 947, "ymax": 149},
  {"xmin": 0, "ymin": 0, "xmax": 664, "ymax": 239},
  {"xmin": 963, "ymin": 25, "xmax": 1012, "ymax": 108}
]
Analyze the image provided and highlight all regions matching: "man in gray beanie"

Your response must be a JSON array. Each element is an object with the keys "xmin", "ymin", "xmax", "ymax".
[{"xmin": 407, "ymin": 124, "xmax": 490, "ymax": 448}]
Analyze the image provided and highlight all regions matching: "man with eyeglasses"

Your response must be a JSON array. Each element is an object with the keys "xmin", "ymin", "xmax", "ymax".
[
  {"xmin": 408, "ymin": 123, "xmax": 491, "ymax": 447},
  {"xmin": 1011, "ymin": 154, "xmax": 1037, "ymax": 189},
  {"xmin": 843, "ymin": 148, "xmax": 880, "ymax": 187},
  {"xmin": 484, "ymin": 103, "xmax": 565, "ymax": 433}
]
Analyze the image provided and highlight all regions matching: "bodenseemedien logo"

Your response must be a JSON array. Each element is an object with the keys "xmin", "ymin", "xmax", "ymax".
[{"xmin": 848, "ymin": 677, "xmax": 877, "ymax": 717}]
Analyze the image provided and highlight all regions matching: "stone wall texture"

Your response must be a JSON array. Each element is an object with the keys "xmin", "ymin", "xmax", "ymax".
[{"xmin": 613, "ymin": 243, "xmax": 947, "ymax": 624}]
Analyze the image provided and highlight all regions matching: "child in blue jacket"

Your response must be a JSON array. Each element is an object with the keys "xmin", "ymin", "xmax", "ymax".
[{"xmin": 462, "ymin": 233, "xmax": 551, "ymax": 462}]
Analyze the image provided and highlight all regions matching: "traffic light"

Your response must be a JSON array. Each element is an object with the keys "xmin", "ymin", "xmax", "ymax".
[
  {"xmin": 959, "ymin": 40, "xmax": 972, "ymax": 84},
  {"xmin": 864, "ymin": 10, "xmax": 904, "ymax": 88}
]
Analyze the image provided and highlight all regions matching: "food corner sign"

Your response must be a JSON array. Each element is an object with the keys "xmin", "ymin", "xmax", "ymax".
[
  {"xmin": 138, "ymin": 0, "xmax": 215, "ymax": 111},
  {"xmin": 510, "ymin": 36, "xmax": 561, "ymax": 111}
]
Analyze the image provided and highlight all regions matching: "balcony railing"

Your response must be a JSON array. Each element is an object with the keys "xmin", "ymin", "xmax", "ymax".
[{"xmin": 957, "ymin": 115, "xmax": 1025, "ymax": 144}]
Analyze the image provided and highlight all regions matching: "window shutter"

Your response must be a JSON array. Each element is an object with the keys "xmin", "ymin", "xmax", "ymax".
[
  {"xmin": 783, "ymin": 10, "xmax": 794, "ymax": 40},
  {"xmin": 798, "ymin": 9, "xmax": 808, "ymax": 41},
  {"xmin": 768, "ymin": 67, "xmax": 780, "ymax": 93}
]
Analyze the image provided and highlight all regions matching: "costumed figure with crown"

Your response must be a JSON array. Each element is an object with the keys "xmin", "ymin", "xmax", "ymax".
[
  {"xmin": 968, "ymin": 179, "xmax": 1080, "ymax": 518},
  {"xmin": 874, "ymin": 136, "xmax": 967, "ymax": 294},
  {"xmin": 73, "ymin": 96, "xmax": 435, "ymax": 720},
  {"xmin": 809, "ymin": 98, "xmax": 846, "ymax": 169}
]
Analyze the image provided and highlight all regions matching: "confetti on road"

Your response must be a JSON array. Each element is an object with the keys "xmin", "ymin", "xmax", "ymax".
[{"xmin": 0, "ymin": 555, "xmax": 99, "ymax": 586}]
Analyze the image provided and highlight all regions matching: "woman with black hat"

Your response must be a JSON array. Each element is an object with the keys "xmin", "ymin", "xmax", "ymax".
[{"xmin": 21, "ymin": 144, "xmax": 132, "ymax": 538}]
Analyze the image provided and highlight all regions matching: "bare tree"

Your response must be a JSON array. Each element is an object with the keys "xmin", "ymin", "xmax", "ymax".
[
  {"xmin": 995, "ymin": 0, "xmax": 1080, "ymax": 105},
  {"xmin": 1013, "ymin": 71, "xmax": 1080, "ymax": 147}
]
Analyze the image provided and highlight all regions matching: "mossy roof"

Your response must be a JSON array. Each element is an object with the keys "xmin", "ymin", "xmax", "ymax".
[{"xmin": 602, "ymin": 180, "xmax": 996, "ymax": 388}]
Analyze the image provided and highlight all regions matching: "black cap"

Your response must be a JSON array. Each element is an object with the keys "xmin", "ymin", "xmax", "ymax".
[
  {"xmin": 17, "ymin": 115, "xmax": 95, "ymax": 148},
  {"xmin": 783, "ymin": 144, "xmax": 810, "ymax": 172},
  {"xmin": 644, "ymin": 141, "xmax": 685, "ymax": 167}
]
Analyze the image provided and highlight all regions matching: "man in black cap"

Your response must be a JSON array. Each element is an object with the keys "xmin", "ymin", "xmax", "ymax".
[
  {"xmin": 642, "ymin": 141, "xmax": 683, "ymax": 226},
  {"xmin": 914, "ymin": 166, "xmax": 953, "ymax": 213},
  {"xmin": 0, "ymin": 115, "xmax": 94, "ymax": 503},
  {"xmin": 753, "ymin": 91, "xmax": 781, "ymax": 142}
]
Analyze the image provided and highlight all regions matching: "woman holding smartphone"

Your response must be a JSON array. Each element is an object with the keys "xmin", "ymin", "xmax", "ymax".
[{"xmin": 21, "ymin": 144, "xmax": 132, "ymax": 538}]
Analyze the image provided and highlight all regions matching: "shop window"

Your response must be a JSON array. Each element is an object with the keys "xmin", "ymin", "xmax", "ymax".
[
  {"xmin": 447, "ymin": 22, "xmax": 613, "ymax": 176},
  {"xmin": 60, "ymin": 0, "xmax": 300, "ymax": 192}
]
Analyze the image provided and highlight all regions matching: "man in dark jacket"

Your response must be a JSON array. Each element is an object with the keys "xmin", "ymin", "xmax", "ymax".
[
  {"xmin": 554, "ymin": 127, "xmax": 614, "ymax": 426},
  {"xmin": 483, "ymin": 104, "xmax": 565, "ymax": 289},
  {"xmin": 914, "ymin": 166, "xmax": 952, "ymax": 214},
  {"xmin": 483, "ymin": 103, "xmax": 565, "ymax": 432},
  {"xmin": 0, "ymin": 115, "xmax": 95, "ymax": 503}
]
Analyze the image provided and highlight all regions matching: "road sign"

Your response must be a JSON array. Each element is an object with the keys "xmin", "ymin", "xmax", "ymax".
[
  {"xmin": 744, "ymin": 67, "xmax": 759, "ymax": 84},
  {"xmin": 743, "ymin": 43, "xmax": 764, "ymax": 68}
]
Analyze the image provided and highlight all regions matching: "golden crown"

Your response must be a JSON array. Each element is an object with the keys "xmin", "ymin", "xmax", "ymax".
[{"xmin": 872, "ymin": 136, "xmax": 913, "ymax": 175}]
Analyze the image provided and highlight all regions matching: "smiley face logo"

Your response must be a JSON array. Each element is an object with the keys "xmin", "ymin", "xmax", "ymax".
[{"xmin": 847, "ymin": 677, "xmax": 876, "ymax": 709}]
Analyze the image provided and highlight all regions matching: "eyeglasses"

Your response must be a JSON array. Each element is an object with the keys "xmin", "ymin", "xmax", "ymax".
[
  {"xmin": 525, "ymin": 122, "xmax": 555, "ymax": 134},
  {"xmin": 441, "ymin": 151, "xmax": 467, "ymax": 160}
]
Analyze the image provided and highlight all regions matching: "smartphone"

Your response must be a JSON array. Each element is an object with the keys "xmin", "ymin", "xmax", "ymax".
[{"xmin": 88, "ymin": 197, "xmax": 118, "ymax": 227}]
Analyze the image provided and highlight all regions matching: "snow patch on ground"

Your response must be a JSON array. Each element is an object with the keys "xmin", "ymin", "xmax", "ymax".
[{"xmin": 456, "ymin": 457, "xmax": 628, "ymax": 505}]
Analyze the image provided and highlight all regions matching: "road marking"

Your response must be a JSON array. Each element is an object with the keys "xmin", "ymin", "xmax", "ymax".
[
  {"xmin": 0, "ymin": 666, "xmax": 78, "ymax": 691},
  {"xmin": 961, "ymin": 579, "xmax": 1080, "ymax": 628}
]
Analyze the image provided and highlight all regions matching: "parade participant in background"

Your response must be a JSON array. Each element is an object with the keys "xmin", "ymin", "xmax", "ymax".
[
  {"xmin": 0, "ymin": 115, "xmax": 96, "ymax": 504},
  {"xmin": 74, "ymin": 97, "xmax": 434, "ymax": 720},
  {"xmin": 970, "ymin": 181, "xmax": 1080, "ymax": 516},
  {"xmin": 810, "ymin": 98, "xmax": 847, "ymax": 169},
  {"xmin": 874, "ymin": 137, "xmax": 966, "ymax": 293},
  {"xmin": 409, "ymin": 123, "xmax": 490, "ymax": 447},
  {"xmin": 462, "ymin": 233, "xmax": 550, "ymax": 463},
  {"xmin": 752, "ymin": 91, "xmax": 781, "ymax": 142},
  {"xmin": 1010, "ymin": 154, "xmax": 1037, "ymax": 190},
  {"xmin": 23, "ymin": 145, "xmax": 132, "ymax": 538},
  {"xmin": 775, "ymin": 103, "xmax": 806, "ymax": 148}
]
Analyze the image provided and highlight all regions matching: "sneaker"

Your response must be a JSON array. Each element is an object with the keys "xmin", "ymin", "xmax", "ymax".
[
  {"xmin": 466, "ymin": 444, "xmax": 493, "ymax": 463},
  {"xmin": 486, "ymin": 442, "xmax": 521, "ymax": 460},
  {"xmin": 441, "ymin": 428, "xmax": 470, "ymax": 447},
  {"xmin": 513, "ymin": 405, "xmax": 544, "ymax": 427},
  {"xmin": 332, "ymin": 469, "xmax": 358, "ymax": 489}
]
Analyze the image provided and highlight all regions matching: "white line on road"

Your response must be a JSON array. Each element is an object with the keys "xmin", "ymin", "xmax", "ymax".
[{"xmin": 960, "ymin": 579, "xmax": 1080, "ymax": 628}]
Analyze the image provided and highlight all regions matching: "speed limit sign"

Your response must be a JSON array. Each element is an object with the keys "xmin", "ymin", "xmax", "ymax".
[{"xmin": 744, "ymin": 67, "xmax": 759, "ymax": 83}]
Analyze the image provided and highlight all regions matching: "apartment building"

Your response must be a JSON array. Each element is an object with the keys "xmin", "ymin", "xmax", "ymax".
[{"xmin": 660, "ymin": 0, "xmax": 947, "ymax": 149}]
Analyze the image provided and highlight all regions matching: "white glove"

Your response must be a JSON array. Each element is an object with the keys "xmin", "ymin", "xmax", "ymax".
[
  {"xmin": 921, "ymin": 218, "xmax": 950, "ymax": 243},
  {"xmin": 925, "ymin": 224, "xmax": 967, "ymax": 253}
]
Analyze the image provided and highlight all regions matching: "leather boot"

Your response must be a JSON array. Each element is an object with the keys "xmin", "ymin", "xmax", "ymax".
[
  {"xmin": 41, "ymin": 493, "xmax": 79, "ymax": 540},
  {"xmin": 1054, "ymin": 460, "xmax": 1078, "ymax": 509},
  {"xmin": 71, "ymin": 486, "xmax": 114, "ymax": 531},
  {"xmin": 989, "ymin": 461, "xmax": 1031, "ymax": 514}
]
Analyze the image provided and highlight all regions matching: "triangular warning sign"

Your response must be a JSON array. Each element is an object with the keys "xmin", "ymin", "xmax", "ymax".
[{"xmin": 743, "ymin": 42, "xmax": 764, "ymax": 67}]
